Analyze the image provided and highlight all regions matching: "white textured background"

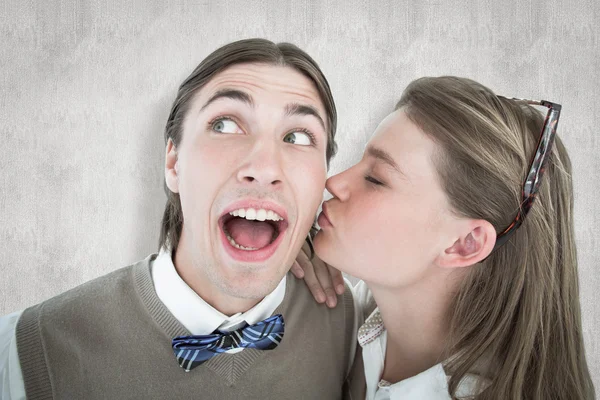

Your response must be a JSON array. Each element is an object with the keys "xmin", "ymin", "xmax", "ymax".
[{"xmin": 1, "ymin": 0, "xmax": 598, "ymax": 392}]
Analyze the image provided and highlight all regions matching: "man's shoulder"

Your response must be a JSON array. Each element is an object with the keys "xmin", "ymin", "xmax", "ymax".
[
  {"xmin": 26, "ymin": 254, "xmax": 157, "ymax": 318},
  {"xmin": 283, "ymin": 271, "xmax": 358, "ymax": 380},
  {"xmin": 284, "ymin": 270, "xmax": 356, "ymax": 322}
]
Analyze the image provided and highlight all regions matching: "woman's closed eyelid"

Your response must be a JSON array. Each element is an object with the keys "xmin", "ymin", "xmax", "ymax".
[{"xmin": 364, "ymin": 175, "xmax": 385, "ymax": 186}]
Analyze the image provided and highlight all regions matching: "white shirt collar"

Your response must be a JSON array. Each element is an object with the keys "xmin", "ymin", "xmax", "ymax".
[
  {"xmin": 359, "ymin": 307, "xmax": 483, "ymax": 400},
  {"xmin": 151, "ymin": 249, "xmax": 286, "ymax": 335}
]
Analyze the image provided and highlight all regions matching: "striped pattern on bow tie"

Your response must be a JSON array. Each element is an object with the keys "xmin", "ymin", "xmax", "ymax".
[{"xmin": 172, "ymin": 314, "xmax": 285, "ymax": 372}]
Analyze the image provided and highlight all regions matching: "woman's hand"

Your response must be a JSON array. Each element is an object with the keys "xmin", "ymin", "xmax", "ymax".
[{"xmin": 291, "ymin": 240, "xmax": 346, "ymax": 308}]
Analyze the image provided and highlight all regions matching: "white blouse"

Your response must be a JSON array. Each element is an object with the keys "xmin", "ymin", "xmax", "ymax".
[{"xmin": 352, "ymin": 280, "xmax": 483, "ymax": 400}]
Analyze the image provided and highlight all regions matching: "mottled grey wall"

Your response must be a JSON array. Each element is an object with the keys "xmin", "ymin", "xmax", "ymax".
[{"xmin": 1, "ymin": 0, "xmax": 598, "ymax": 390}]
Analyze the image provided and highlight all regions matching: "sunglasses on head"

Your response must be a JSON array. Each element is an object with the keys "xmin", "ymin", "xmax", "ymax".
[{"xmin": 492, "ymin": 98, "xmax": 562, "ymax": 251}]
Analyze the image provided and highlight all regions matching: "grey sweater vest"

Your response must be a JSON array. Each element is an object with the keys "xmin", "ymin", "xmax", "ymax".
[
  {"xmin": 341, "ymin": 295, "xmax": 378, "ymax": 400},
  {"xmin": 16, "ymin": 254, "xmax": 361, "ymax": 399}
]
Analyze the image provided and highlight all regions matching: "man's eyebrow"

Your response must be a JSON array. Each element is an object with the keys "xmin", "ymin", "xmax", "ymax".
[
  {"xmin": 366, "ymin": 145, "xmax": 402, "ymax": 174},
  {"xmin": 200, "ymin": 89, "xmax": 254, "ymax": 112},
  {"xmin": 285, "ymin": 103, "xmax": 326, "ymax": 132}
]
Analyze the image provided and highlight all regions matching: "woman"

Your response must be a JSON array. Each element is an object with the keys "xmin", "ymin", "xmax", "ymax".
[{"xmin": 293, "ymin": 76, "xmax": 595, "ymax": 399}]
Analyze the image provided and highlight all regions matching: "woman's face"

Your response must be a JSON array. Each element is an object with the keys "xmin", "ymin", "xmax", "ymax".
[{"xmin": 313, "ymin": 109, "xmax": 459, "ymax": 288}]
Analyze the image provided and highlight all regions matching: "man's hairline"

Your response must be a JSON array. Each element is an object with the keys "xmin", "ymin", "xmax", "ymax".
[{"xmin": 169, "ymin": 60, "xmax": 334, "ymax": 154}]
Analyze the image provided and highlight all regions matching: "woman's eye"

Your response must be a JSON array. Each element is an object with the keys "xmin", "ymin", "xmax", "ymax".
[
  {"xmin": 283, "ymin": 131, "xmax": 313, "ymax": 146},
  {"xmin": 365, "ymin": 175, "xmax": 384, "ymax": 186},
  {"xmin": 212, "ymin": 118, "xmax": 242, "ymax": 134}
]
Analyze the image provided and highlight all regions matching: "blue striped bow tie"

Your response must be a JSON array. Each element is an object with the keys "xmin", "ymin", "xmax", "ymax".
[{"xmin": 172, "ymin": 314, "xmax": 285, "ymax": 372}]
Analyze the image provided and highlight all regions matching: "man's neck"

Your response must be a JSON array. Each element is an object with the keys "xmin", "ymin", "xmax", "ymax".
[
  {"xmin": 172, "ymin": 245, "xmax": 262, "ymax": 316},
  {"xmin": 368, "ymin": 268, "xmax": 465, "ymax": 383}
]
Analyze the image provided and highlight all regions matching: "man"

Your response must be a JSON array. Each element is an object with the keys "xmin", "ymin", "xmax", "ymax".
[{"xmin": 0, "ymin": 39, "xmax": 358, "ymax": 399}]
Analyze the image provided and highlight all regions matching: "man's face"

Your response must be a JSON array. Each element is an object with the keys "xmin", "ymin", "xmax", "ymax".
[{"xmin": 166, "ymin": 63, "xmax": 328, "ymax": 300}]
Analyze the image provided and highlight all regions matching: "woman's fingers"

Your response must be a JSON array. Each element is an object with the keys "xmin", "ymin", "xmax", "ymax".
[
  {"xmin": 295, "ymin": 247, "xmax": 326, "ymax": 304},
  {"xmin": 313, "ymin": 256, "xmax": 338, "ymax": 308},
  {"xmin": 329, "ymin": 264, "xmax": 346, "ymax": 295},
  {"xmin": 302, "ymin": 261, "xmax": 327, "ymax": 304},
  {"xmin": 290, "ymin": 260, "xmax": 304, "ymax": 279},
  {"xmin": 292, "ymin": 240, "xmax": 341, "ymax": 308}
]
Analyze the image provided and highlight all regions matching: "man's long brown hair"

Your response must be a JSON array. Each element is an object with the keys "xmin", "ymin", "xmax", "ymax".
[
  {"xmin": 397, "ymin": 76, "xmax": 594, "ymax": 399},
  {"xmin": 158, "ymin": 38, "xmax": 337, "ymax": 254}
]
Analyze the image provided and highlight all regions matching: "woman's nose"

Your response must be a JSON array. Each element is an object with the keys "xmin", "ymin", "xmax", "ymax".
[{"xmin": 325, "ymin": 168, "xmax": 351, "ymax": 201}]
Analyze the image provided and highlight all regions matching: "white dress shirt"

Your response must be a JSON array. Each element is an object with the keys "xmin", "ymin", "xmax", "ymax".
[
  {"xmin": 0, "ymin": 250, "xmax": 286, "ymax": 400},
  {"xmin": 352, "ymin": 280, "xmax": 483, "ymax": 400}
]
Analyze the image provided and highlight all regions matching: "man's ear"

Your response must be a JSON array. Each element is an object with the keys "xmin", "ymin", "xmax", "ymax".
[
  {"xmin": 165, "ymin": 139, "xmax": 179, "ymax": 194},
  {"xmin": 435, "ymin": 220, "xmax": 497, "ymax": 268}
]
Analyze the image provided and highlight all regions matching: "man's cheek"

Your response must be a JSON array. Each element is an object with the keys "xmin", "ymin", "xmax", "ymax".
[{"xmin": 304, "ymin": 164, "xmax": 327, "ymax": 192}]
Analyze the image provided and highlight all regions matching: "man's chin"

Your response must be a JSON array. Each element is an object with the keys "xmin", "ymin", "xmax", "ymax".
[{"xmin": 216, "ymin": 265, "xmax": 284, "ymax": 299}]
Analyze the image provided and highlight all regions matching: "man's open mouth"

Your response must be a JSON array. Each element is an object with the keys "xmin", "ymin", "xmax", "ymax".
[{"xmin": 219, "ymin": 207, "xmax": 289, "ymax": 253}]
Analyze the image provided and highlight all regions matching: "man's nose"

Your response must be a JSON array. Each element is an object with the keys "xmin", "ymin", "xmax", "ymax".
[
  {"xmin": 236, "ymin": 140, "xmax": 284, "ymax": 188},
  {"xmin": 325, "ymin": 168, "xmax": 351, "ymax": 201}
]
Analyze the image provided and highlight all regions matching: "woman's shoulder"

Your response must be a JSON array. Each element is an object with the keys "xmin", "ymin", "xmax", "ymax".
[{"xmin": 382, "ymin": 362, "xmax": 489, "ymax": 400}]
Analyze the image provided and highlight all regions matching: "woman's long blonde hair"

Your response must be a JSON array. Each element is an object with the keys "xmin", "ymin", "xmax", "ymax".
[{"xmin": 396, "ymin": 77, "xmax": 594, "ymax": 399}]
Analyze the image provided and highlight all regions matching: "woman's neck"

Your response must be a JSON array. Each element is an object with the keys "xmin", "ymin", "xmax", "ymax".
[{"xmin": 368, "ymin": 268, "xmax": 464, "ymax": 383}]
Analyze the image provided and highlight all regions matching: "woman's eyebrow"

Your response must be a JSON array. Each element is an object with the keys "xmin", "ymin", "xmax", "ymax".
[
  {"xmin": 284, "ymin": 103, "xmax": 326, "ymax": 132},
  {"xmin": 366, "ymin": 145, "xmax": 403, "ymax": 175}
]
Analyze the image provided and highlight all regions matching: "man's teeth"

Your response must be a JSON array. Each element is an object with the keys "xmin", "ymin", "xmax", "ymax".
[
  {"xmin": 229, "ymin": 208, "xmax": 284, "ymax": 222},
  {"xmin": 225, "ymin": 233, "xmax": 258, "ymax": 251}
]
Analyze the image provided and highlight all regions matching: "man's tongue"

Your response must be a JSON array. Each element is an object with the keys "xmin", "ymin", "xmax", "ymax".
[{"xmin": 226, "ymin": 218, "xmax": 275, "ymax": 249}]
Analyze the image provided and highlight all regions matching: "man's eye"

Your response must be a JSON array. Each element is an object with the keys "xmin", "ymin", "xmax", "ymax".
[
  {"xmin": 212, "ymin": 118, "xmax": 242, "ymax": 134},
  {"xmin": 283, "ymin": 131, "xmax": 313, "ymax": 146}
]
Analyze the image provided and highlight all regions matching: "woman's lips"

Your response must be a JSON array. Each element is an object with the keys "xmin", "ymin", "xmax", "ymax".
[{"xmin": 318, "ymin": 203, "xmax": 333, "ymax": 228}]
